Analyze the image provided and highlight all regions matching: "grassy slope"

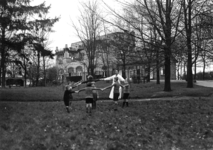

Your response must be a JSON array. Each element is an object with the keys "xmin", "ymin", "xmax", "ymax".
[
  {"xmin": 0, "ymin": 81, "xmax": 213, "ymax": 101},
  {"xmin": 1, "ymin": 99, "xmax": 213, "ymax": 150}
]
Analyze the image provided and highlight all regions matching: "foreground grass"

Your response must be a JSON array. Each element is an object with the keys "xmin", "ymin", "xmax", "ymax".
[
  {"xmin": 0, "ymin": 81, "xmax": 213, "ymax": 101},
  {"xmin": 1, "ymin": 98, "xmax": 213, "ymax": 150}
]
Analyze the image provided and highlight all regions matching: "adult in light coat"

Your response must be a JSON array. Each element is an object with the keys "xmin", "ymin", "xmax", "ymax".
[{"xmin": 101, "ymin": 70, "xmax": 125, "ymax": 99}]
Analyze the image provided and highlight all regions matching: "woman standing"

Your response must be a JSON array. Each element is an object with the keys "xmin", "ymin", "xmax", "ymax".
[{"xmin": 101, "ymin": 70, "xmax": 125, "ymax": 99}]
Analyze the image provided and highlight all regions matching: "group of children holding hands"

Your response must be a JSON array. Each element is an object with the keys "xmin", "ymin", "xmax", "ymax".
[{"xmin": 63, "ymin": 73, "xmax": 131, "ymax": 115}]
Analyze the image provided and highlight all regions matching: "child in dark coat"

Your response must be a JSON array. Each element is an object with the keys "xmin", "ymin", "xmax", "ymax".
[{"xmin": 63, "ymin": 81, "xmax": 81, "ymax": 113}]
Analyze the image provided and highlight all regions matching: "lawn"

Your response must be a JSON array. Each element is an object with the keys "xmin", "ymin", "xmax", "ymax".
[
  {"xmin": 0, "ymin": 80, "xmax": 213, "ymax": 101},
  {"xmin": 1, "ymin": 98, "xmax": 213, "ymax": 150}
]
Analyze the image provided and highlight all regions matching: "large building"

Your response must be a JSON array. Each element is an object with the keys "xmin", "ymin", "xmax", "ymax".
[
  {"xmin": 55, "ymin": 31, "xmax": 177, "ymax": 83},
  {"xmin": 55, "ymin": 31, "xmax": 131, "ymax": 82},
  {"xmin": 55, "ymin": 43, "xmax": 87, "ymax": 82}
]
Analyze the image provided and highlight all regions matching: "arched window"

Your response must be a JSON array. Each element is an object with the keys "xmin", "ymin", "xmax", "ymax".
[
  {"xmin": 76, "ymin": 66, "xmax": 83, "ymax": 76},
  {"xmin": 68, "ymin": 67, "xmax": 74, "ymax": 76}
]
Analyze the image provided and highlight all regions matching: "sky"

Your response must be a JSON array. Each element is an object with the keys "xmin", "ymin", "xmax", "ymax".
[
  {"xmin": 31, "ymin": 0, "xmax": 213, "ymax": 71},
  {"xmin": 31, "ymin": 0, "xmax": 121, "ymax": 51}
]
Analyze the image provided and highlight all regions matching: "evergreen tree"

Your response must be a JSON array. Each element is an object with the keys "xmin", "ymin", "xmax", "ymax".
[{"xmin": 0, "ymin": 0, "xmax": 58, "ymax": 87}]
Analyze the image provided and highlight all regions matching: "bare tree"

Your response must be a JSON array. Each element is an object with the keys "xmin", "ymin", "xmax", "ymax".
[
  {"xmin": 102, "ymin": 0, "xmax": 182, "ymax": 91},
  {"xmin": 182, "ymin": 0, "xmax": 213, "ymax": 87},
  {"xmin": 72, "ymin": 0, "xmax": 103, "ymax": 77}
]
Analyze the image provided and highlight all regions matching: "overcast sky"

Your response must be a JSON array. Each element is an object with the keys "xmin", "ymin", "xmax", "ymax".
[{"xmin": 32, "ymin": 0, "xmax": 121, "ymax": 51}]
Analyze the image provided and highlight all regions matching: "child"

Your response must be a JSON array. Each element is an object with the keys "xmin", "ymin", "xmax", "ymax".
[
  {"xmin": 91, "ymin": 81, "xmax": 99, "ymax": 109},
  {"xmin": 63, "ymin": 81, "xmax": 81, "ymax": 113},
  {"xmin": 122, "ymin": 78, "xmax": 131, "ymax": 107},
  {"xmin": 102, "ymin": 77, "xmax": 124, "ymax": 111},
  {"xmin": 76, "ymin": 82, "xmax": 101, "ymax": 115}
]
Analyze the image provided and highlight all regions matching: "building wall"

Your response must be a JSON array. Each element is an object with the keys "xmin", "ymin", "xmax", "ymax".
[
  {"xmin": 55, "ymin": 31, "xmax": 178, "ymax": 82},
  {"xmin": 55, "ymin": 46, "xmax": 88, "ymax": 82}
]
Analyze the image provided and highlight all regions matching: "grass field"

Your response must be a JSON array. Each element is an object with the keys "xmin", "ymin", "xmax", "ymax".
[
  {"xmin": 0, "ymin": 80, "xmax": 213, "ymax": 101},
  {"xmin": 1, "ymin": 98, "xmax": 213, "ymax": 150},
  {"xmin": 1, "ymin": 81, "xmax": 213, "ymax": 150}
]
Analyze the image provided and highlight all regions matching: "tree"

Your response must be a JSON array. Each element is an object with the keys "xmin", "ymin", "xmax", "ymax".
[
  {"xmin": 29, "ymin": 7, "xmax": 58, "ymax": 86},
  {"xmin": 183, "ymin": 0, "xmax": 193, "ymax": 87},
  {"xmin": 46, "ymin": 66, "xmax": 57, "ymax": 84},
  {"xmin": 182, "ymin": 0, "xmax": 213, "ymax": 87},
  {"xmin": 104, "ymin": 0, "xmax": 182, "ymax": 91},
  {"xmin": 110, "ymin": 30, "xmax": 135, "ymax": 78},
  {"xmin": 0, "ymin": 0, "xmax": 57, "ymax": 87},
  {"xmin": 41, "ymin": 48, "xmax": 54, "ymax": 86},
  {"xmin": 72, "ymin": 0, "xmax": 103, "ymax": 77}
]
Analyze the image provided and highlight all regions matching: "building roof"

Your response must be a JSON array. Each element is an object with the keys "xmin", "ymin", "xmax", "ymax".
[{"xmin": 55, "ymin": 47, "xmax": 84, "ymax": 56}]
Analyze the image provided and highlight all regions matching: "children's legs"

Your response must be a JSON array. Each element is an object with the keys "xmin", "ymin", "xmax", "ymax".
[
  {"xmin": 86, "ymin": 98, "xmax": 93, "ymax": 115},
  {"xmin": 114, "ymin": 93, "xmax": 119, "ymax": 111},
  {"xmin": 69, "ymin": 101, "xmax": 72, "ymax": 108},
  {"xmin": 126, "ymin": 93, "xmax": 129, "ymax": 107},
  {"xmin": 86, "ymin": 103, "xmax": 92, "ymax": 115},
  {"xmin": 122, "ymin": 93, "xmax": 127, "ymax": 108},
  {"xmin": 66, "ymin": 106, "xmax": 70, "ymax": 113},
  {"xmin": 64, "ymin": 100, "xmax": 70, "ymax": 113},
  {"xmin": 122, "ymin": 99, "xmax": 126, "ymax": 108},
  {"xmin": 114, "ymin": 101, "xmax": 118, "ymax": 110},
  {"xmin": 93, "ymin": 100, "xmax": 96, "ymax": 109},
  {"xmin": 89, "ymin": 103, "xmax": 92, "ymax": 113},
  {"xmin": 126, "ymin": 99, "xmax": 129, "ymax": 107},
  {"xmin": 92, "ymin": 94, "xmax": 97, "ymax": 109},
  {"xmin": 85, "ymin": 98, "xmax": 89, "ymax": 113}
]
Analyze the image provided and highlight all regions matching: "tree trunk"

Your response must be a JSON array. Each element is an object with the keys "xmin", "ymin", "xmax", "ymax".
[
  {"xmin": 0, "ymin": 64, "xmax": 1, "ymax": 86},
  {"xmin": 24, "ymin": 58, "xmax": 27, "ymax": 87},
  {"xmin": 156, "ymin": 49, "xmax": 160, "ymax": 84},
  {"xmin": 187, "ymin": 55, "xmax": 193, "ymax": 87},
  {"xmin": 122, "ymin": 65, "xmax": 126, "ymax": 79},
  {"xmin": 43, "ymin": 56, "xmax": 46, "ymax": 86},
  {"xmin": 147, "ymin": 66, "xmax": 150, "ymax": 82},
  {"xmin": 203, "ymin": 61, "xmax": 205, "ymax": 80},
  {"xmin": 1, "ymin": 28, "xmax": 6, "ymax": 87},
  {"xmin": 122, "ymin": 58, "xmax": 126, "ymax": 79},
  {"xmin": 156, "ymin": 67, "xmax": 160, "ymax": 84},
  {"xmin": 177, "ymin": 63, "xmax": 180, "ymax": 80},
  {"xmin": 164, "ymin": 46, "xmax": 171, "ymax": 91},
  {"xmin": 184, "ymin": 62, "xmax": 186, "ymax": 76},
  {"xmin": 184, "ymin": 0, "xmax": 193, "ymax": 88},
  {"xmin": 194, "ymin": 61, "xmax": 196, "ymax": 82},
  {"xmin": 36, "ymin": 52, "xmax": 40, "ymax": 86},
  {"xmin": 163, "ymin": 0, "xmax": 172, "ymax": 91}
]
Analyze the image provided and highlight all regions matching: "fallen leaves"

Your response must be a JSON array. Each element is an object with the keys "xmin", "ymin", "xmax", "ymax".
[{"xmin": 1, "ymin": 99, "xmax": 213, "ymax": 149}]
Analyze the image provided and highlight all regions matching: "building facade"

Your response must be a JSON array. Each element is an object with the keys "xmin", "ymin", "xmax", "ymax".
[
  {"xmin": 55, "ymin": 31, "xmax": 177, "ymax": 83},
  {"xmin": 55, "ymin": 43, "xmax": 88, "ymax": 82}
]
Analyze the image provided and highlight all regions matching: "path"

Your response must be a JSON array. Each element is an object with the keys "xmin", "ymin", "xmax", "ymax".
[{"xmin": 195, "ymin": 80, "xmax": 213, "ymax": 88}]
